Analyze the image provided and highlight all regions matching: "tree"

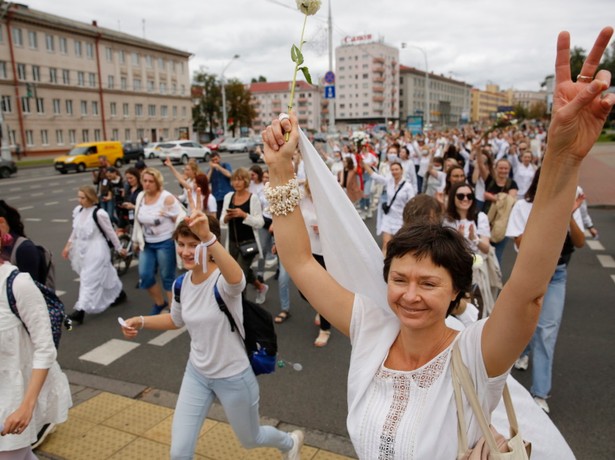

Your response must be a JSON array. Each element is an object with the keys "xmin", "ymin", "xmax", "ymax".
[
  {"xmin": 598, "ymin": 41, "xmax": 615, "ymax": 86},
  {"xmin": 570, "ymin": 46, "xmax": 586, "ymax": 82},
  {"xmin": 513, "ymin": 103, "xmax": 528, "ymax": 120},
  {"xmin": 527, "ymin": 101, "xmax": 547, "ymax": 120},
  {"xmin": 225, "ymin": 78, "xmax": 256, "ymax": 136},
  {"xmin": 251, "ymin": 76, "xmax": 267, "ymax": 83},
  {"xmin": 192, "ymin": 69, "xmax": 222, "ymax": 137}
]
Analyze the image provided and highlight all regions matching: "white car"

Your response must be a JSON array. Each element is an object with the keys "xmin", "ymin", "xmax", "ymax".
[
  {"xmin": 144, "ymin": 142, "xmax": 164, "ymax": 159},
  {"xmin": 158, "ymin": 141, "xmax": 212, "ymax": 164}
]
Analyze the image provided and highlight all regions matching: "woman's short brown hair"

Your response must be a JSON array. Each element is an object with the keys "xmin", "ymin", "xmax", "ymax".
[
  {"xmin": 173, "ymin": 215, "xmax": 221, "ymax": 242},
  {"xmin": 231, "ymin": 168, "xmax": 251, "ymax": 188}
]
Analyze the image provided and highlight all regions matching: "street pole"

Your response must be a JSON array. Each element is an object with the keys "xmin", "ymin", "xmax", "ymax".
[
  {"xmin": 327, "ymin": 0, "xmax": 335, "ymax": 134},
  {"xmin": 221, "ymin": 54, "xmax": 239, "ymax": 138}
]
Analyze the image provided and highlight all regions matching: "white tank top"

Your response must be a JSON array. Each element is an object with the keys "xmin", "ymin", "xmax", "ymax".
[{"xmin": 137, "ymin": 190, "xmax": 179, "ymax": 243}]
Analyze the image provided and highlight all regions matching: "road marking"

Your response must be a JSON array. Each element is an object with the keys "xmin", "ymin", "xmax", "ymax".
[
  {"xmin": 56, "ymin": 290, "xmax": 66, "ymax": 297},
  {"xmin": 49, "ymin": 182, "xmax": 60, "ymax": 186},
  {"xmin": 45, "ymin": 201, "xmax": 59, "ymax": 206},
  {"xmin": 79, "ymin": 339, "xmax": 140, "ymax": 365},
  {"xmin": 18, "ymin": 206, "xmax": 33, "ymax": 211},
  {"xmin": 9, "ymin": 187, "xmax": 22, "ymax": 191},
  {"xmin": 51, "ymin": 219, "xmax": 69, "ymax": 223},
  {"xmin": 31, "ymin": 192, "xmax": 44, "ymax": 196},
  {"xmin": 148, "ymin": 327, "xmax": 187, "ymax": 346},
  {"xmin": 586, "ymin": 240, "xmax": 605, "ymax": 251},
  {"xmin": 31, "ymin": 184, "xmax": 41, "ymax": 189},
  {"xmin": 68, "ymin": 198, "xmax": 78, "ymax": 202},
  {"xmin": 597, "ymin": 255, "xmax": 615, "ymax": 268},
  {"xmin": 612, "ymin": 275, "xmax": 615, "ymax": 286},
  {"xmin": 6, "ymin": 196, "xmax": 21, "ymax": 200},
  {"xmin": 25, "ymin": 218, "xmax": 42, "ymax": 222},
  {"xmin": 51, "ymin": 189, "xmax": 62, "ymax": 193}
]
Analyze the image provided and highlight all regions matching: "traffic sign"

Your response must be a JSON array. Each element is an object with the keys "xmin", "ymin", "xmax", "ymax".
[
  {"xmin": 324, "ymin": 85, "xmax": 336, "ymax": 99},
  {"xmin": 324, "ymin": 71, "xmax": 335, "ymax": 84}
]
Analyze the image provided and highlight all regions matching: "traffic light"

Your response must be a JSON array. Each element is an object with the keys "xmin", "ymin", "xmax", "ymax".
[{"xmin": 26, "ymin": 83, "xmax": 33, "ymax": 98}]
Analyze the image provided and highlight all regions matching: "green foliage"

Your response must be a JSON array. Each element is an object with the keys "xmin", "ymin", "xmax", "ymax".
[
  {"xmin": 225, "ymin": 78, "xmax": 256, "ymax": 137},
  {"xmin": 300, "ymin": 66, "xmax": 312, "ymax": 84},
  {"xmin": 291, "ymin": 44, "xmax": 304, "ymax": 66},
  {"xmin": 570, "ymin": 47, "xmax": 586, "ymax": 82},
  {"xmin": 192, "ymin": 70, "xmax": 222, "ymax": 136}
]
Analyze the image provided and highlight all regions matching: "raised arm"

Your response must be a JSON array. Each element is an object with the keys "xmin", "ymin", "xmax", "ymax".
[
  {"xmin": 262, "ymin": 114, "xmax": 354, "ymax": 335},
  {"xmin": 482, "ymin": 27, "xmax": 615, "ymax": 377},
  {"xmin": 164, "ymin": 157, "xmax": 192, "ymax": 191}
]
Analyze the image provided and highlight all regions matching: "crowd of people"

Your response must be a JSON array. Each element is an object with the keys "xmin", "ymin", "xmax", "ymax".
[{"xmin": 0, "ymin": 25, "xmax": 612, "ymax": 459}]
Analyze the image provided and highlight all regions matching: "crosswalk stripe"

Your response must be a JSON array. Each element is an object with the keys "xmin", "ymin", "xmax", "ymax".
[
  {"xmin": 51, "ymin": 219, "xmax": 69, "ymax": 223},
  {"xmin": 612, "ymin": 275, "xmax": 615, "ymax": 286},
  {"xmin": 25, "ymin": 218, "xmax": 42, "ymax": 222},
  {"xmin": 586, "ymin": 240, "xmax": 605, "ymax": 251},
  {"xmin": 148, "ymin": 327, "xmax": 187, "ymax": 346},
  {"xmin": 56, "ymin": 290, "xmax": 66, "ymax": 297},
  {"xmin": 31, "ymin": 192, "xmax": 44, "ymax": 196},
  {"xmin": 597, "ymin": 255, "xmax": 615, "ymax": 268},
  {"xmin": 9, "ymin": 187, "xmax": 22, "ymax": 191},
  {"xmin": 79, "ymin": 339, "xmax": 140, "ymax": 365},
  {"xmin": 45, "ymin": 201, "xmax": 59, "ymax": 206},
  {"xmin": 18, "ymin": 206, "xmax": 33, "ymax": 211}
]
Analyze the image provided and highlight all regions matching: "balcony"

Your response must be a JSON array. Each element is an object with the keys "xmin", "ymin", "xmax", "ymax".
[
  {"xmin": 373, "ymin": 85, "xmax": 384, "ymax": 93},
  {"xmin": 373, "ymin": 76, "xmax": 385, "ymax": 83},
  {"xmin": 372, "ymin": 66, "xmax": 385, "ymax": 74},
  {"xmin": 373, "ymin": 57, "xmax": 385, "ymax": 64},
  {"xmin": 373, "ymin": 95, "xmax": 385, "ymax": 103}
]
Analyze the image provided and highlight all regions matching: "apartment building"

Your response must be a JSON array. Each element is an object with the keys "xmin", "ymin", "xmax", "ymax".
[
  {"xmin": 0, "ymin": 3, "xmax": 192, "ymax": 156},
  {"xmin": 335, "ymin": 36, "xmax": 399, "ymax": 124},
  {"xmin": 508, "ymin": 89, "xmax": 547, "ymax": 111},
  {"xmin": 399, "ymin": 65, "xmax": 471, "ymax": 128},
  {"xmin": 470, "ymin": 84, "xmax": 513, "ymax": 122},
  {"xmin": 249, "ymin": 81, "xmax": 321, "ymax": 132}
]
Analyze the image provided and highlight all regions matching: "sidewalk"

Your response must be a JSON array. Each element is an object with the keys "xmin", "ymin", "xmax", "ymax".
[
  {"xmin": 580, "ymin": 142, "xmax": 615, "ymax": 208},
  {"xmin": 34, "ymin": 371, "xmax": 357, "ymax": 460}
]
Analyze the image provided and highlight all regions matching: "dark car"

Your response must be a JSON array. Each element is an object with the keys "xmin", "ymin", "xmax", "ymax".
[
  {"xmin": 0, "ymin": 158, "xmax": 17, "ymax": 178},
  {"xmin": 122, "ymin": 142, "xmax": 145, "ymax": 163}
]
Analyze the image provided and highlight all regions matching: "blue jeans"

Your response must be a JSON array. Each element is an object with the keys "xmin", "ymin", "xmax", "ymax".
[
  {"xmin": 523, "ymin": 264, "xmax": 567, "ymax": 399},
  {"xmin": 170, "ymin": 362, "xmax": 293, "ymax": 459},
  {"xmin": 491, "ymin": 237, "xmax": 509, "ymax": 266},
  {"xmin": 100, "ymin": 199, "xmax": 116, "ymax": 225},
  {"xmin": 278, "ymin": 260, "xmax": 290, "ymax": 312},
  {"xmin": 360, "ymin": 173, "xmax": 372, "ymax": 211},
  {"xmin": 256, "ymin": 226, "xmax": 274, "ymax": 277},
  {"xmin": 138, "ymin": 238, "xmax": 177, "ymax": 291}
]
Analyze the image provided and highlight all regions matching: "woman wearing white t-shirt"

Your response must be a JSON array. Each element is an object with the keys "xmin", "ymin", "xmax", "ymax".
[
  {"xmin": 511, "ymin": 150, "xmax": 537, "ymax": 199},
  {"xmin": 121, "ymin": 203, "xmax": 303, "ymax": 460},
  {"xmin": 443, "ymin": 183, "xmax": 491, "ymax": 255}
]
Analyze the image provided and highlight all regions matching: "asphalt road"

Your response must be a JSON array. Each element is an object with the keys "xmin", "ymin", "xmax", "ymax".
[{"xmin": 1, "ymin": 155, "xmax": 614, "ymax": 459}]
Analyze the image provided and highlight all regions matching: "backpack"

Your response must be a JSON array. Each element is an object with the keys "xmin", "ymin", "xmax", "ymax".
[
  {"xmin": 6, "ymin": 269, "xmax": 72, "ymax": 349},
  {"xmin": 81, "ymin": 205, "xmax": 113, "ymax": 248},
  {"xmin": 10, "ymin": 236, "xmax": 56, "ymax": 290},
  {"xmin": 173, "ymin": 273, "xmax": 278, "ymax": 375}
]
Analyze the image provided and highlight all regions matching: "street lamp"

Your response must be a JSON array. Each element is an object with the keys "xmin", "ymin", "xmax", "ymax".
[
  {"xmin": 401, "ymin": 43, "xmax": 430, "ymax": 130},
  {"xmin": 221, "ymin": 54, "xmax": 240, "ymax": 138}
]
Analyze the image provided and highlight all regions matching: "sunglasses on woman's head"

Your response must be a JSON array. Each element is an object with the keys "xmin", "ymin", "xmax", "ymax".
[{"xmin": 455, "ymin": 193, "xmax": 474, "ymax": 201}]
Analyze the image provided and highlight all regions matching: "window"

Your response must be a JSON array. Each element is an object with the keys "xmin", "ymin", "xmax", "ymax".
[
  {"xmin": 173, "ymin": 106, "xmax": 177, "ymax": 118},
  {"xmin": 94, "ymin": 129, "xmax": 101, "ymax": 141},
  {"xmin": 62, "ymin": 69, "xmax": 70, "ymax": 84},
  {"xmin": 86, "ymin": 42, "xmax": 94, "ymax": 59},
  {"xmin": 1, "ymin": 95, "xmax": 12, "ymax": 113},
  {"xmin": 17, "ymin": 63, "xmax": 26, "ymax": 80},
  {"xmin": 0, "ymin": 25, "xmax": 2, "ymax": 44},
  {"xmin": 59, "ymin": 37, "xmax": 67, "ymax": 54},
  {"xmin": 171, "ymin": 60, "xmax": 176, "ymax": 72},
  {"xmin": 122, "ymin": 103, "xmax": 129, "ymax": 116},
  {"xmin": 41, "ymin": 129, "xmax": 49, "ymax": 145},
  {"xmin": 147, "ymin": 80, "xmax": 154, "ymax": 92},
  {"xmin": 12, "ymin": 28, "xmax": 23, "ymax": 47},
  {"xmin": 161, "ymin": 105, "xmax": 168, "ymax": 117},
  {"xmin": 137, "ymin": 128, "xmax": 144, "ymax": 140},
  {"xmin": 111, "ymin": 129, "xmax": 119, "ymax": 140},
  {"xmin": 77, "ymin": 71, "xmax": 84, "ymax": 86},
  {"xmin": 120, "ymin": 76, "xmax": 127, "ymax": 90},
  {"xmin": 181, "ymin": 84, "xmax": 185, "ymax": 95},
  {"xmin": 105, "ymin": 47, "xmax": 113, "ymax": 61},
  {"xmin": 92, "ymin": 101, "xmax": 99, "ymax": 115},
  {"xmin": 159, "ymin": 82, "xmax": 166, "ymax": 94},
  {"xmin": 182, "ymin": 106, "xmax": 187, "ymax": 117},
  {"xmin": 8, "ymin": 130, "xmax": 16, "ymax": 146},
  {"xmin": 32, "ymin": 65, "xmax": 41, "ymax": 81},
  {"xmin": 82, "ymin": 129, "xmax": 89, "ymax": 142},
  {"xmin": 25, "ymin": 130, "xmax": 34, "ymax": 146},
  {"xmin": 124, "ymin": 128, "xmax": 130, "ymax": 141},
  {"xmin": 68, "ymin": 129, "xmax": 76, "ymax": 144},
  {"xmin": 148, "ymin": 104, "xmax": 156, "ymax": 116},
  {"xmin": 131, "ymin": 52, "xmax": 139, "ymax": 66},
  {"xmin": 74, "ymin": 40, "xmax": 82, "ymax": 57},
  {"xmin": 146, "ymin": 55, "xmax": 153, "ymax": 68},
  {"xmin": 110, "ymin": 102, "xmax": 117, "ymax": 116},
  {"xmin": 49, "ymin": 68, "xmax": 58, "ymax": 83},
  {"xmin": 135, "ymin": 104, "xmax": 143, "ymax": 116},
  {"xmin": 52, "ymin": 98, "xmax": 60, "ymax": 114},
  {"xmin": 36, "ymin": 97, "xmax": 44, "ymax": 114},
  {"xmin": 21, "ymin": 97, "xmax": 30, "ymax": 113},
  {"xmin": 119, "ymin": 50, "xmax": 125, "ymax": 64},
  {"xmin": 28, "ymin": 30, "xmax": 37, "ymax": 49},
  {"xmin": 107, "ymin": 75, "xmax": 114, "ymax": 89},
  {"xmin": 133, "ymin": 78, "xmax": 141, "ymax": 91},
  {"xmin": 80, "ymin": 100, "xmax": 87, "ymax": 115},
  {"xmin": 56, "ymin": 129, "xmax": 64, "ymax": 145},
  {"xmin": 65, "ymin": 99, "xmax": 73, "ymax": 115},
  {"xmin": 158, "ymin": 58, "xmax": 165, "ymax": 70},
  {"xmin": 172, "ymin": 83, "xmax": 177, "ymax": 94},
  {"xmin": 0, "ymin": 61, "xmax": 7, "ymax": 79},
  {"xmin": 45, "ymin": 34, "xmax": 55, "ymax": 51},
  {"xmin": 88, "ymin": 72, "xmax": 96, "ymax": 87}
]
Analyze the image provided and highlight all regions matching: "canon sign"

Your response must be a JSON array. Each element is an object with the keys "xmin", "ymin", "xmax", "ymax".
[{"xmin": 342, "ymin": 34, "xmax": 373, "ymax": 44}]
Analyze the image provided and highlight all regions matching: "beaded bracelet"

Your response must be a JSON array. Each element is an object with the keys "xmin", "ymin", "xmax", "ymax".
[{"xmin": 264, "ymin": 175, "xmax": 303, "ymax": 216}]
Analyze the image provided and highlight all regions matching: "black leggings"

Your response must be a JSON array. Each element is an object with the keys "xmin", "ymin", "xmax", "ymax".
[{"xmin": 299, "ymin": 254, "xmax": 331, "ymax": 331}]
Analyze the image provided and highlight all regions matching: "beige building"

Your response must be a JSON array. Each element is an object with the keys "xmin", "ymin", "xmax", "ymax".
[
  {"xmin": 335, "ymin": 36, "xmax": 399, "ymax": 123},
  {"xmin": 399, "ymin": 65, "xmax": 471, "ymax": 128},
  {"xmin": 0, "ymin": 3, "xmax": 192, "ymax": 157},
  {"xmin": 508, "ymin": 89, "xmax": 547, "ymax": 111},
  {"xmin": 470, "ymin": 84, "xmax": 512, "ymax": 122},
  {"xmin": 249, "ymin": 81, "xmax": 322, "ymax": 132}
]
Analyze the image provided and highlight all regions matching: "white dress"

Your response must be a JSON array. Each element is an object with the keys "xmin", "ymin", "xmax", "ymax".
[
  {"xmin": 0, "ymin": 264, "xmax": 72, "ymax": 451},
  {"xmin": 68, "ymin": 205, "xmax": 123, "ymax": 314}
]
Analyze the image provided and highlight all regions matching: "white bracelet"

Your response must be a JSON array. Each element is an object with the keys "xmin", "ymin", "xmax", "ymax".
[
  {"xmin": 204, "ymin": 234, "xmax": 217, "ymax": 247},
  {"xmin": 194, "ymin": 234, "xmax": 217, "ymax": 265},
  {"xmin": 264, "ymin": 175, "xmax": 303, "ymax": 216},
  {"xmin": 139, "ymin": 315, "xmax": 145, "ymax": 330}
]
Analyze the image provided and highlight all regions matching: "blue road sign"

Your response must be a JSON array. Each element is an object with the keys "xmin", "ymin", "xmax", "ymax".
[
  {"xmin": 324, "ymin": 71, "xmax": 335, "ymax": 84},
  {"xmin": 324, "ymin": 85, "xmax": 336, "ymax": 99}
]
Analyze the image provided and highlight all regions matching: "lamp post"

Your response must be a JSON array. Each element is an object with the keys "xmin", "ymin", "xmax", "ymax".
[
  {"xmin": 401, "ymin": 43, "xmax": 430, "ymax": 130},
  {"xmin": 220, "ymin": 54, "xmax": 239, "ymax": 137}
]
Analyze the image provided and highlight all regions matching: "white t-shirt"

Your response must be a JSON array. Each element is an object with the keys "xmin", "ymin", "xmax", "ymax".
[
  {"xmin": 299, "ymin": 196, "xmax": 322, "ymax": 255},
  {"xmin": 137, "ymin": 190, "xmax": 181, "ymax": 243},
  {"xmin": 443, "ymin": 212, "xmax": 491, "ymax": 253},
  {"xmin": 347, "ymin": 294, "xmax": 507, "ymax": 459},
  {"xmin": 170, "ymin": 269, "xmax": 249, "ymax": 379}
]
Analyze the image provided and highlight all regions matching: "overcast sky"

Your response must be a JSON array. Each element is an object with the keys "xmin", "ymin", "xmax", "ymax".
[{"xmin": 24, "ymin": 0, "xmax": 613, "ymax": 91}]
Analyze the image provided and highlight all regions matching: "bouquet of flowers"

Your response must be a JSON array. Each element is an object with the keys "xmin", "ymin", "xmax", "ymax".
[
  {"xmin": 351, "ymin": 131, "xmax": 369, "ymax": 148},
  {"xmin": 482, "ymin": 112, "xmax": 518, "ymax": 138}
]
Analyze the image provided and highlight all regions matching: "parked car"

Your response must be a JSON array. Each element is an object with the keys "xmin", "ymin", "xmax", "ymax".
[
  {"xmin": 144, "ymin": 142, "xmax": 164, "ymax": 159},
  {"xmin": 226, "ymin": 137, "xmax": 257, "ymax": 153},
  {"xmin": 249, "ymin": 149, "xmax": 264, "ymax": 164},
  {"xmin": 158, "ymin": 141, "xmax": 212, "ymax": 164},
  {"xmin": 0, "ymin": 158, "xmax": 17, "ymax": 179},
  {"xmin": 54, "ymin": 141, "xmax": 124, "ymax": 174},
  {"xmin": 205, "ymin": 137, "xmax": 225, "ymax": 152},
  {"xmin": 122, "ymin": 142, "xmax": 145, "ymax": 162},
  {"xmin": 218, "ymin": 137, "xmax": 237, "ymax": 152}
]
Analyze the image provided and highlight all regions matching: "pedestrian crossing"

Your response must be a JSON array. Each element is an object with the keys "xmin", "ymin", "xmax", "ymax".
[{"xmin": 584, "ymin": 230, "xmax": 615, "ymax": 286}]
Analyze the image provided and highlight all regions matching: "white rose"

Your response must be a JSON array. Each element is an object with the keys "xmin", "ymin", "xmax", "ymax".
[{"xmin": 296, "ymin": 0, "xmax": 321, "ymax": 15}]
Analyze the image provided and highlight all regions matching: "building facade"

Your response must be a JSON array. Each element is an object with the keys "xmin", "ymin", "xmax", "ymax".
[
  {"xmin": 249, "ymin": 81, "xmax": 322, "ymax": 133},
  {"xmin": 470, "ymin": 84, "xmax": 513, "ymax": 122},
  {"xmin": 509, "ymin": 89, "xmax": 547, "ymax": 111},
  {"xmin": 335, "ymin": 36, "xmax": 399, "ymax": 124},
  {"xmin": 0, "ymin": 3, "xmax": 192, "ymax": 157},
  {"xmin": 399, "ymin": 65, "xmax": 471, "ymax": 128}
]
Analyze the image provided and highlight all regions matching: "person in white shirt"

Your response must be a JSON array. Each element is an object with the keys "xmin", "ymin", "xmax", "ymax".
[{"xmin": 510, "ymin": 146, "xmax": 537, "ymax": 200}]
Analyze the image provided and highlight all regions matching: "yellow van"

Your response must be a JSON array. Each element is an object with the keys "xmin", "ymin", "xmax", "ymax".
[{"xmin": 54, "ymin": 141, "xmax": 124, "ymax": 174}]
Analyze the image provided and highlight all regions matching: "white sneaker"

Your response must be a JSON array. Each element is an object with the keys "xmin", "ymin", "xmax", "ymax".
[
  {"xmin": 283, "ymin": 430, "xmax": 304, "ymax": 460},
  {"xmin": 366, "ymin": 210, "xmax": 373, "ymax": 219},
  {"xmin": 533, "ymin": 396, "xmax": 550, "ymax": 414},
  {"xmin": 255, "ymin": 284, "xmax": 269, "ymax": 304},
  {"xmin": 514, "ymin": 355, "xmax": 529, "ymax": 371}
]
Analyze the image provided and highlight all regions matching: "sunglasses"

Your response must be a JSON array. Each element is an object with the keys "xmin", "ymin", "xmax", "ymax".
[{"xmin": 455, "ymin": 193, "xmax": 474, "ymax": 201}]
